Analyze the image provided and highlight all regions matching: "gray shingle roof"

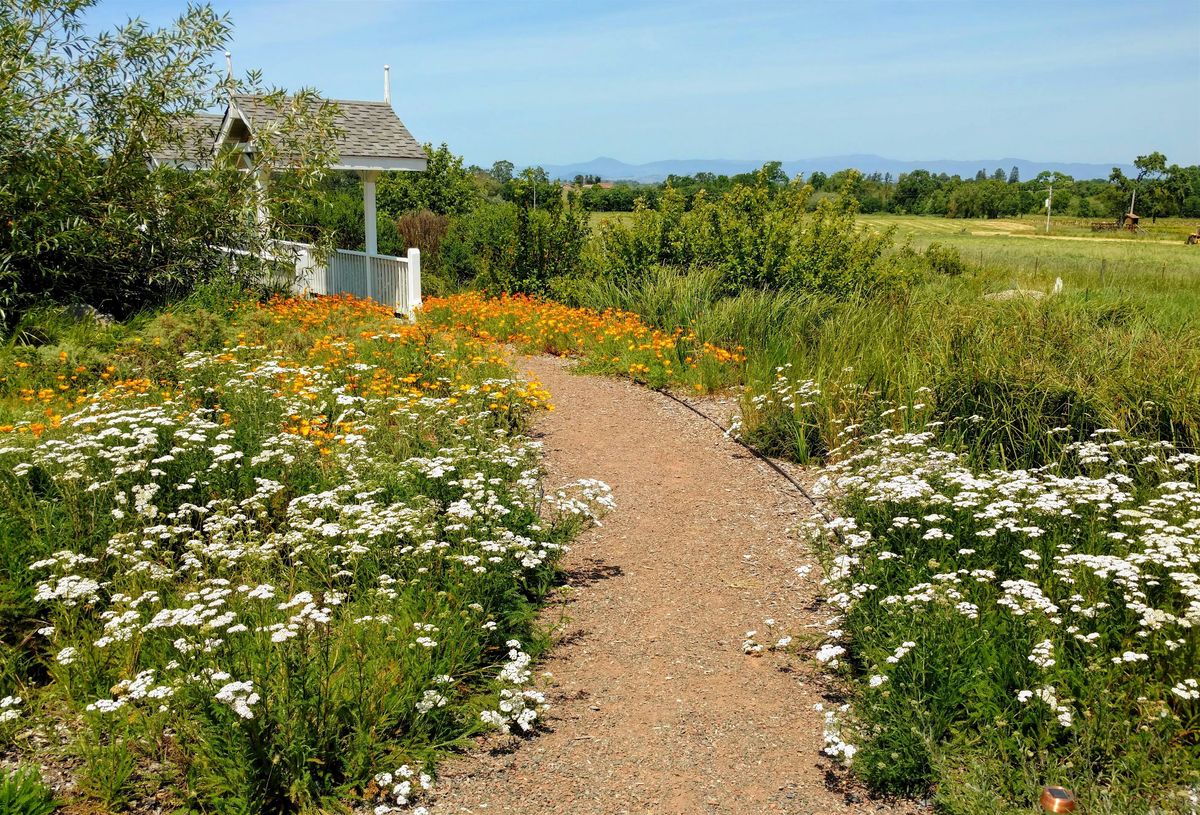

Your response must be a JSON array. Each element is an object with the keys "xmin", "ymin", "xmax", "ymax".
[
  {"xmin": 150, "ymin": 112, "xmax": 223, "ymax": 165},
  {"xmin": 230, "ymin": 94, "xmax": 425, "ymax": 163}
]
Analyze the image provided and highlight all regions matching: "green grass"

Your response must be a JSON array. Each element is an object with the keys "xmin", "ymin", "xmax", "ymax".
[
  {"xmin": 859, "ymin": 214, "xmax": 1200, "ymax": 284},
  {"xmin": 574, "ymin": 260, "xmax": 1200, "ymax": 468}
]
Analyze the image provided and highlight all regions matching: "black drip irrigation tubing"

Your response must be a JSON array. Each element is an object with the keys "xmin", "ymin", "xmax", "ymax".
[{"xmin": 653, "ymin": 387, "xmax": 840, "ymax": 530}]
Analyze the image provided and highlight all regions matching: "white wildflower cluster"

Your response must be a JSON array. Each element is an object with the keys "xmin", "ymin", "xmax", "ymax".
[
  {"xmin": 368, "ymin": 764, "xmax": 433, "ymax": 814},
  {"xmin": 544, "ymin": 478, "xmax": 616, "ymax": 524},
  {"xmin": 478, "ymin": 640, "xmax": 549, "ymax": 734},
  {"xmin": 85, "ymin": 669, "xmax": 175, "ymax": 714},
  {"xmin": 1016, "ymin": 685, "xmax": 1074, "ymax": 728},
  {"xmin": 809, "ymin": 420, "xmax": 1199, "ymax": 753},
  {"xmin": 742, "ymin": 630, "xmax": 764, "ymax": 655},
  {"xmin": 0, "ymin": 695, "xmax": 22, "ymax": 723},
  {"xmin": 1170, "ymin": 678, "xmax": 1199, "ymax": 701},
  {"xmin": 813, "ymin": 702, "xmax": 857, "ymax": 765},
  {"xmin": 212, "ymin": 678, "xmax": 260, "ymax": 719},
  {"xmin": 750, "ymin": 365, "xmax": 822, "ymax": 415}
]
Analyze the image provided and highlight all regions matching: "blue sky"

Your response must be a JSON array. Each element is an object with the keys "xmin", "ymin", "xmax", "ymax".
[{"xmin": 86, "ymin": 0, "xmax": 1200, "ymax": 168}]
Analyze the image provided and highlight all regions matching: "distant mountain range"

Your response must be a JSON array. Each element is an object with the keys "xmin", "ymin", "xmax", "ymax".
[{"xmin": 537, "ymin": 155, "xmax": 1133, "ymax": 183}]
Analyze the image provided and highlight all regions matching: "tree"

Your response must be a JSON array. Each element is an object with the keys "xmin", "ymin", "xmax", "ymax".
[
  {"xmin": 0, "ymin": 0, "xmax": 341, "ymax": 324},
  {"xmin": 504, "ymin": 166, "xmax": 557, "ymax": 211},
  {"xmin": 1008, "ymin": 166, "xmax": 1020, "ymax": 184},
  {"xmin": 759, "ymin": 161, "xmax": 790, "ymax": 187},
  {"xmin": 807, "ymin": 171, "xmax": 828, "ymax": 191},
  {"xmin": 1133, "ymin": 151, "xmax": 1169, "ymax": 221},
  {"xmin": 377, "ymin": 143, "xmax": 481, "ymax": 217},
  {"xmin": 893, "ymin": 170, "xmax": 938, "ymax": 213},
  {"xmin": 489, "ymin": 159, "xmax": 514, "ymax": 183},
  {"xmin": 992, "ymin": 168, "xmax": 1006, "ymax": 181},
  {"xmin": 975, "ymin": 169, "xmax": 987, "ymax": 181}
]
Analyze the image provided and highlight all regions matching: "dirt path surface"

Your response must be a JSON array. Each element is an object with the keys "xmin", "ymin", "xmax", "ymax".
[{"xmin": 429, "ymin": 356, "xmax": 912, "ymax": 815}]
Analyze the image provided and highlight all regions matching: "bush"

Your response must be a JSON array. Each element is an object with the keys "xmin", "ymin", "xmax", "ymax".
[
  {"xmin": 923, "ymin": 242, "xmax": 966, "ymax": 276},
  {"xmin": 396, "ymin": 210, "xmax": 451, "ymax": 282},
  {"xmin": 442, "ymin": 202, "xmax": 590, "ymax": 294},
  {"xmin": 594, "ymin": 168, "xmax": 914, "ymax": 298}
]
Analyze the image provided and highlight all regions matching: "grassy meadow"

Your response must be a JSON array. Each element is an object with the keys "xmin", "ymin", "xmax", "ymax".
[{"xmin": 861, "ymin": 213, "xmax": 1200, "ymax": 242}]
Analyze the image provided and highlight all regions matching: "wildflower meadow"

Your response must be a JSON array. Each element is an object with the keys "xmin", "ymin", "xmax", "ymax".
[
  {"xmin": 0, "ymin": 292, "xmax": 611, "ymax": 812},
  {"xmin": 421, "ymin": 291, "xmax": 746, "ymax": 392}
]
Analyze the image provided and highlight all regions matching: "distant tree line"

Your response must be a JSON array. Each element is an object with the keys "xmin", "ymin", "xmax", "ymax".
[{"xmin": 466, "ymin": 154, "xmax": 1200, "ymax": 221}]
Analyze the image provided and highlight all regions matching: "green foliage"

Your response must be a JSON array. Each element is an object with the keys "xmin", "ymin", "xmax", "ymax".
[
  {"xmin": 77, "ymin": 736, "xmax": 137, "ymax": 809},
  {"xmin": 442, "ymin": 200, "xmax": 590, "ymax": 294},
  {"xmin": 946, "ymin": 178, "xmax": 1022, "ymax": 218},
  {"xmin": 0, "ymin": 767, "xmax": 57, "ymax": 815},
  {"xmin": 488, "ymin": 160, "xmax": 514, "ymax": 184},
  {"xmin": 441, "ymin": 202, "xmax": 520, "ymax": 287},
  {"xmin": 595, "ymin": 167, "xmax": 919, "ymax": 298},
  {"xmin": 923, "ymin": 242, "xmax": 965, "ymax": 276},
  {"xmin": 0, "ymin": 0, "xmax": 342, "ymax": 327},
  {"xmin": 377, "ymin": 143, "xmax": 482, "ymax": 217}
]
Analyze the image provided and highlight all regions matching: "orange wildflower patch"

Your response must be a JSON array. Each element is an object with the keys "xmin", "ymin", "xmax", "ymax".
[{"xmin": 420, "ymin": 292, "xmax": 744, "ymax": 391}]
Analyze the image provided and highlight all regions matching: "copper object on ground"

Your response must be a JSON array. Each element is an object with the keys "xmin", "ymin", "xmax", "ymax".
[{"xmin": 1040, "ymin": 786, "xmax": 1076, "ymax": 813}]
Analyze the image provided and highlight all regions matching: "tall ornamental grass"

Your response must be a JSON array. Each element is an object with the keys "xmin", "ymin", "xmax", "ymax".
[{"xmin": 572, "ymin": 265, "xmax": 1200, "ymax": 467}]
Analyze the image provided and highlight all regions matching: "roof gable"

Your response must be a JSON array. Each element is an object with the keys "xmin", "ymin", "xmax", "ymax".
[{"xmin": 226, "ymin": 94, "xmax": 427, "ymax": 172}]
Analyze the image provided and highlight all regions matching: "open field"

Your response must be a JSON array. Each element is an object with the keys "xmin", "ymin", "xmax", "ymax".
[
  {"xmin": 860, "ymin": 214, "xmax": 1200, "ymax": 283},
  {"xmin": 860, "ymin": 214, "xmax": 1200, "ymax": 242},
  {"xmin": 591, "ymin": 210, "xmax": 1200, "ymax": 284}
]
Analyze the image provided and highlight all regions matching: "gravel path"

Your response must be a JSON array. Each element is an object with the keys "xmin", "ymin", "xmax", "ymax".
[{"xmin": 429, "ymin": 356, "xmax": 913, "ymax": 815}]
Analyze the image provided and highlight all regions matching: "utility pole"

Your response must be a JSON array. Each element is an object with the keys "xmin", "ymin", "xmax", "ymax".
[{"xmin": 1045, "ymin": 179, "xmax": 1053, "ymax": 234}]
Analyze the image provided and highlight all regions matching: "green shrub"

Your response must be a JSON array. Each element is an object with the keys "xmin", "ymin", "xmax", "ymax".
[
  {"xmin": 593, "ymin": 168, "xmax": 914, "ymax": 298},
  {"xmin": 442, "ymin": 201, "xmax": 590, "ymax": 294},
  {"xmin": 924, "ymin": 242, "xmax": 966, "ymax": 276}
]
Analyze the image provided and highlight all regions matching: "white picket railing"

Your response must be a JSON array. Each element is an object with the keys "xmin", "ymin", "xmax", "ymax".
[
  {"xmin": 278, "ymin": 244, "xmax": 422, "ymax": 317},
  {"xmin": 216, "ymin": 241, "xmax": 421, "ymax": 316}
]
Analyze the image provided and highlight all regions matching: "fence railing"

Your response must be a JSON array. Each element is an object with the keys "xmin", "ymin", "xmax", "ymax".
[{"xmin": 225, "ymin": 241, "xmax": 422, "ymax": 316}]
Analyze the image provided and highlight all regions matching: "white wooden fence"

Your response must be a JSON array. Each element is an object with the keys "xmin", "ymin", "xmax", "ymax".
[
  {"xmin": 301, "ymin": 248, "xmax": 422, "ymax": 316},
  {"xmin": 222, "ymin": 241, "xmax": 422, "ymax": 317}
]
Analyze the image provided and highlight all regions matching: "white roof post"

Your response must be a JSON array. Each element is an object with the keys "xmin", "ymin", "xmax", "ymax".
[
  {"xmin": 361, "ymin": 169, "xmax": 379, "ymax": 251},
  {"xmin": 383, "ymin": 65, "xmax": 391, "ymax": 105},
  {"xmin": 406, "ymin": 247, "xmax": 421, "ymax": 316}
]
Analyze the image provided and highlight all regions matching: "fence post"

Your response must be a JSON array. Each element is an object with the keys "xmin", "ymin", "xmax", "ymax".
[{"xmin": 406, "ymin": 247, "xmax": 422, "ymax": 317}]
